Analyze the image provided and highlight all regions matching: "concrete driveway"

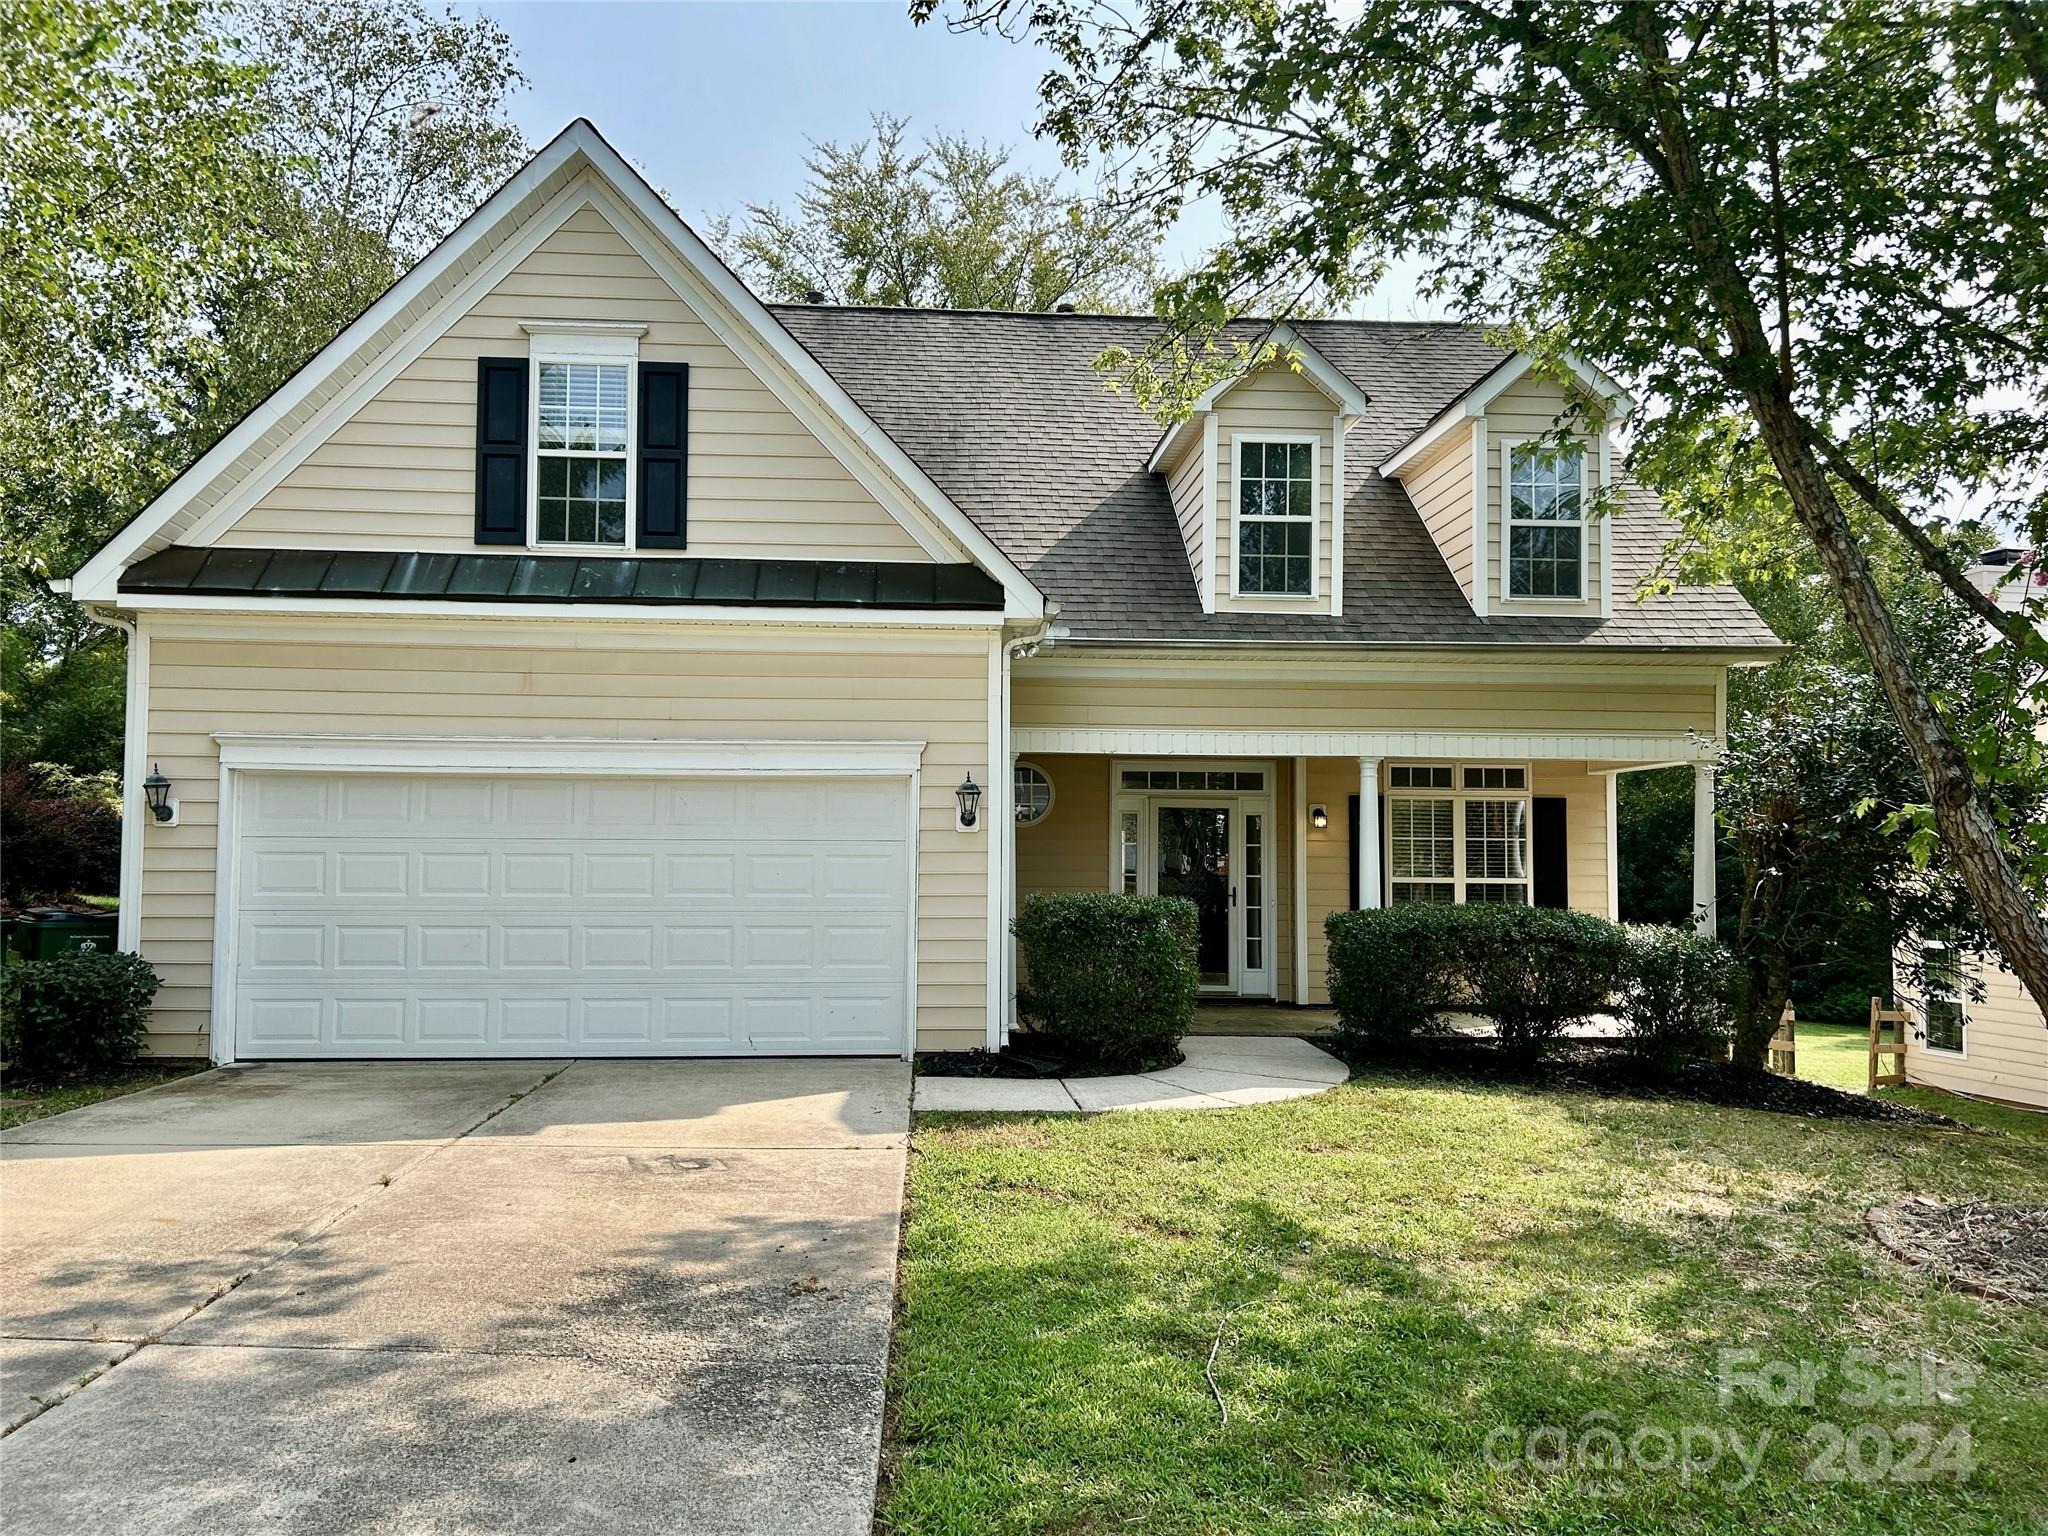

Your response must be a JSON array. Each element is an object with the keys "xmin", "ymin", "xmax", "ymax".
[{"xmin": 0, "ymin": 1058, "xmax": 910, "ymax": 1535}]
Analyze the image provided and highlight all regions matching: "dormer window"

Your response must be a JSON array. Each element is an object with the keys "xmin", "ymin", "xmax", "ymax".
[
  {"xmin": 1506, "ymin": 441, "xmax": 1584, "ymax": 600},
  {"xmin": 1234, "ymin": 437, "xmax": 1316, "ymax": 597}
]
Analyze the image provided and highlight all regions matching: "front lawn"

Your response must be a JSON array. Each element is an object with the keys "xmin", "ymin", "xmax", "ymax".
[
  {"xmin": 885, "ymin": 1066, "xmax": 2048, "ymax": 1534},
  {"xmin": 0, "ymin": 1061, "xmax": 208, "ymax": 1130}
]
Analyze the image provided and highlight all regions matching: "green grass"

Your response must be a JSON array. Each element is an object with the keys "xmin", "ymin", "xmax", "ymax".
[
  {"xmin": 0, "ymin": 1061, "xmax": 208, "ymax": 1130},
  {"xmin": 886, "ymin": 1068, "xmax": 2048, "ymax": 1534},
  {"xmin": 1790, "ymin": 1019, "xmax": 2048, "ymax": 1143}
]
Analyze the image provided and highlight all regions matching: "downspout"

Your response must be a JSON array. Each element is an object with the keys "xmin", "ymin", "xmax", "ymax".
[
  {"xmin": 999, "ymin": 610, "xmax": 1057, "ymax": 1047},
  {"xmin": 80, "ymin": 603, "xmax": 145, "ymax": 953}
]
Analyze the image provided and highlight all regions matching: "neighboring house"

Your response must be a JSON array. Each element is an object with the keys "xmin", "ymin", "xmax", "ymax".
[
  {"xmin": 58, "ymin": 121, "xmax": 1779, "ymax": 1064},
  {"xmin": 1897, "ymin": 547, "xmax": 2047, "ymax": 1111}
]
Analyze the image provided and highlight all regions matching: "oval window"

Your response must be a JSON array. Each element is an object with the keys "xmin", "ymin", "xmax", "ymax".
[{"xmin": 1013, "ymin": 762, "xmax": 1054, "ymax": 826}]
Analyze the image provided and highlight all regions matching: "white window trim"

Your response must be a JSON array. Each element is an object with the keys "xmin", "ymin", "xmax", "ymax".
[
  {"xmin": 1383, "ymin": 760, "xmax": 1533, "ymax": 906},
  {"xmin": 530, "ymin": 332, "xmax": 639, "ymax": 554},
  {"xmin": 1229, "ymin": 431, "xmax": 1321, "ymax": 601},
  {"xmin": 1919, "ymin": 941, "xmax": 1969, "ymax": 1057},
  {"xmin": 1013, "ymin": 759, "xmax": 1055, "ymax": 826},
  {"xmin": 1500, "ymin": 437, "xmax": 1590, "ymax": 605}
]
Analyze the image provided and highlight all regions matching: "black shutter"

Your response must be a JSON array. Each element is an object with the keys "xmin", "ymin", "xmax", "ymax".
[
  {"xmin": 474, "ymin": 357, "xmax": 528, "ymax": 545},
  {"xmin": 1533, "ymin": 796, "xmax": 1568, "ymax": 908},
  {"xmin": 637, "ymin": 360, "xmax": 689, "ymax": 549},
  {"xmin": 1348, "ymin": 795, "xmax": 1359, "ymax": 909}
]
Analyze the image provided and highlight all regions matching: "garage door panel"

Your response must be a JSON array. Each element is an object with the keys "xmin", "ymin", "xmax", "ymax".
[
  {"xmin": 233, "ymin": 985, "xmax": 907, "ymax": 1057},
  {"xmin": 232, "ymin": 771, "xmax": 913, "ymax": 1058}
]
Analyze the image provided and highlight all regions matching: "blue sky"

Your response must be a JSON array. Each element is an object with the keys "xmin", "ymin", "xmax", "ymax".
[{"xmin": 473, "ymin": 1, "xmax": 1444, "ymax": 318}]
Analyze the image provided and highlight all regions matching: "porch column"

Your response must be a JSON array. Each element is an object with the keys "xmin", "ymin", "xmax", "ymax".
[
  {"xmin": 1293, "ymin": 757, "xmax": 1310, "ymax": 1002},
  {"xmin": 1692, "ymin": 761, "xmax": 1717, "ymax": 935},
  {"xmin": 1357, "ymin": 757, "xmax": 1382, "ymax": 909}
]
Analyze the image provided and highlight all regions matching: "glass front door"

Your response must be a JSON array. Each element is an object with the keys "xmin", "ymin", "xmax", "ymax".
[{"xmin": 1155, "ymin": 804, "xmax": 1232, "ymax": 988}]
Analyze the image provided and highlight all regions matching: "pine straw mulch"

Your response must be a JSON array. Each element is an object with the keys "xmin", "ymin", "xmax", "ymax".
[{"xmin": 1866, "ymin": 1198, "xmax": 2048, "ymax": 1308}]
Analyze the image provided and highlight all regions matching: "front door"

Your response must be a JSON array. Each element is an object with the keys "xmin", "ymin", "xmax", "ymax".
[{"xmin": 1154, "ymin": 804, "xmax": 1232, "ymax": 987}]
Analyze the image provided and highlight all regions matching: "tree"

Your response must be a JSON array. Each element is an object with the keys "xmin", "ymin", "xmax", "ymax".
[
  {"xmin": 186, "ymin": 0, "xmax": 528, "ymax": 445},
  {"xmin": 2, "ymin": 0, "xmax": 526, "ymax": 775},
  {"xmin": 2, "ymin": 0, "xmax": 274, "ymax": 773},
  {"xmin": 926, "ymin": 0, "xmax": 2048, "ymax": 1014},
  {"xmin": 713, "ymin": 113, "xmax": 1158, "ymax": 312}
]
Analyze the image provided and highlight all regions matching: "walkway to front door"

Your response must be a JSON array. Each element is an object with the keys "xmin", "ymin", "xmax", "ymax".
[{"xmin": 0, "ymin": 1059, "xmax": 909, "ymax": 1536}]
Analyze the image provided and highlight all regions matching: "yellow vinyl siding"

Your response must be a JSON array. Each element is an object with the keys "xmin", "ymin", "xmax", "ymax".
[
  {"xmin": 1015, "ymin": 755, "xmax": 1111, "ymax": 898},
  {"xmin": 221, "ymin": 204, "xmax": 933, "ymax": 563},
  {"xmin": 1484, "ymin": 372, "xmax": 1606, "ymax": 616},
  {"xmin": 1163, "ymin": 433, "xmax": 1208, "ymax": 597},
  {"xmin": 1211, "ymin": 369, "xmax": 1336, "ymax": 615},
  {"xmin": 1396, "ymin": 421, "xmax": 1477, "ymax": 601},
  {"xmin": 136, "ymin": 623, "xmax": 991, "ymax": 1056},
  {"xmin": 1904, "ymin": 953, "xmax": 2048, "ymax": 1110},
  {"xmin": 1012, "ymin": 673, "xmax": 1718, "ymax": 739}
]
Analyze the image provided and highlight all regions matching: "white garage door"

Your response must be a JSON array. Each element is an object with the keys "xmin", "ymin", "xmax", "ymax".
[{"xmin": 230, "ymin": 772, "xmax": 910, "ymax": 1058}]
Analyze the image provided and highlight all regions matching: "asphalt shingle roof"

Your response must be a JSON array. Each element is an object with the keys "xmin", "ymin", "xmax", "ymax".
[{"xmin": 771, "ymin": 305, "xmax": 1780, "ymax": 651}]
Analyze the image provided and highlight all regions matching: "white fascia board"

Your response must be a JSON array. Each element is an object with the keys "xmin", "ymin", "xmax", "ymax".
[
  {"xmin": 114, "ymin": 593, "xmax": 1004, "ymax": 628},
  {"xmin": 1379, "ymin": 349, "xmax": 1636, "ymax": 479},
  {"xmin": 1147, "ymin": 324, "xmax": 1370, "ymax": 476},
  {"xmin": 569, "ymin": 125, "xmax": 1044, "ymax": 619},
  {"xmin": 213, "ymin": 732, "xmax": 928, "ymax": 777},
  {"xmin": 69, "ymin": 123, "xmax": 592, "ymax": 600}
]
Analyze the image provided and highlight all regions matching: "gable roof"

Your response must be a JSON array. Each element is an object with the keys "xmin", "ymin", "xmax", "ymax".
[
  {"xmin": 772, "ymin": 306, "xmax": 1779, "ymax": 650},
  {"xmin": 1145, "ymin": 321, "xmax": 1374, "ymax": 473},
  {"xmin": 67, "ymin": 120, "xmax": 1044, "ymax": 618}
]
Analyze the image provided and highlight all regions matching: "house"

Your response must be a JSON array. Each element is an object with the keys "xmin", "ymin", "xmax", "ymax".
[
  {"xmin": 58, "ymin": 120, "xmax": 1779, "ymax": 1064},
  {"xmin": 1896, "ymin": 547, "xmax": 2047, "ymax": 1111}
]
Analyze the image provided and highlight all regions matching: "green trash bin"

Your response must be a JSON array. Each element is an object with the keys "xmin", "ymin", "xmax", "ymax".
[{"xmin": 2, "ymin": 909, "xmax": 120, "ymax": 965}]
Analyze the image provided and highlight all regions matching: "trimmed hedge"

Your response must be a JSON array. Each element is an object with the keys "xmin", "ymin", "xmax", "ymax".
[
  {"xmin": 1324, "ymin": 903, "xmax": 1630, "ymax": 1061},
  {"xmin": 2, "ymin": 946, "xmax": 160, "ymax": 1075},
  {"xmin": 1619, "ymin": 925, "xmax": 1738, "ymax": 1069},
  {"xmin": 1324, "ymin": 904, "xmax": 1460, "ymax": 1045},
  {"xmin": 1014, "ymin": 892, "xmax": 1198, "ymax": 1070}
]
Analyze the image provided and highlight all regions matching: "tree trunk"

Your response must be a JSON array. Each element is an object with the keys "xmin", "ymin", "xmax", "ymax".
[{"xmin": 1626, "ymin": 10, "xmax": 2048, "ymax": 1022}]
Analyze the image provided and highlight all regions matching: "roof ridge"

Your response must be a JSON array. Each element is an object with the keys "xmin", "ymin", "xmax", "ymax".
[{"xmin": 768, "ymin": 301, "xmax": 1480, "ymax": 333}]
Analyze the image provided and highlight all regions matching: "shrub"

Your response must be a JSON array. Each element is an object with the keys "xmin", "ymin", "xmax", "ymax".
[
  {"xmin": 1619, "ymin": 926, "xmax": 1738, "ymax": 1071},
  {"xmin": 1013, "ymin": 892, "xmax": 1198, "ymax": 1070},
  {"xmin": 1324, "ymin": 903, "xmax": 1628, "ymax": 1060},
  {"xmin": 1, "ymin": 762, "xmax": 122, "ymax": 905},
  {"xmin": 1458, "ymin": 905, "xmax": 1631, "ymax": 1062},
  {"xmin": 1324, "ymin": 904, "xmax": 1461, "ymax": 1046},
  {"xmin": 1, "ymin": 946, "xmax": 160, "ymax": 1075}
]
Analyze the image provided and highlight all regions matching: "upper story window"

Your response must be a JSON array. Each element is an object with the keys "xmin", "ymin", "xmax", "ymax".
[
  {"xmin": 535, "ymin": 358, "xmax": 631, "ymax": 546},
  {"xmin": 1235, "ymin": 438, "xmax": 1315, "ymax": 597},
  {"xmin": 1506, "ymin": 441, "xmax": 1584, "ymax": 600}
]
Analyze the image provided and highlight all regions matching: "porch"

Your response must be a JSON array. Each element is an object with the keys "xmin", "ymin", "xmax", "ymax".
[{"xmin": 1005, "ymin": 745, "xmax": 1718, "ymax": 1012}]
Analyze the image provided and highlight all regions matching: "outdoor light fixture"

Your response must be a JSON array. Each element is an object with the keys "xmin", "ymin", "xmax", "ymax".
[
  {"xmin": 143, "ymin": 764, "xmax": 174, "ymax": 823},
  {"xmin": 1310, "ymin": 803, "xmax": 1329, "ymax": 830},
  {"xmin": 955, "ymin": 773, "xmax": 983, "ymax": 831}
]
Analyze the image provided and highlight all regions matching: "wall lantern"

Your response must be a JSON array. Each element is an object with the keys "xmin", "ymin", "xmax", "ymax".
[
  {"xmin": 955, "ymin": 773, "xmax": 983, "ymax": 831},
  {"xmin": 143, "ymin": 764, "xmax": 175, "ymax": 823},
  {"xmin": 1309, "ymin": 803, "xmax": 1329, "ymax": 830}
]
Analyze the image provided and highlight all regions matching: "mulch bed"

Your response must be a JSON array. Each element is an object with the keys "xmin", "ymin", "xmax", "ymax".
[
  {"xmin": 1866, "ymin": 1199, "xmax": 2048, "ymax": 1307},
  {"xmin": 917, "ymin": 1039, "xmax": 1184, "ymax": 1079},
  {"xmin": 1347, "ymin": 1036, "xmax": 1960, "ymax": 1126}
]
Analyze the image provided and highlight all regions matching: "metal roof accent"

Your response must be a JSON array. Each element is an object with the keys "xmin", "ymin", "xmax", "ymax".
[{"xmin": 119, "ymin": 547, "xmax": 1006, "ymax": 611}]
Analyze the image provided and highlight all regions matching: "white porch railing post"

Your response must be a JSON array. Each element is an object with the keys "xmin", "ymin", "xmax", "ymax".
[
  {"xmin": 1692, "ymin": 761, "xmax": 1717, "ymax": 935},
  {"xmin": 1357, "ymin": 757, "xmax": 1382, "ymax": 910}
]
